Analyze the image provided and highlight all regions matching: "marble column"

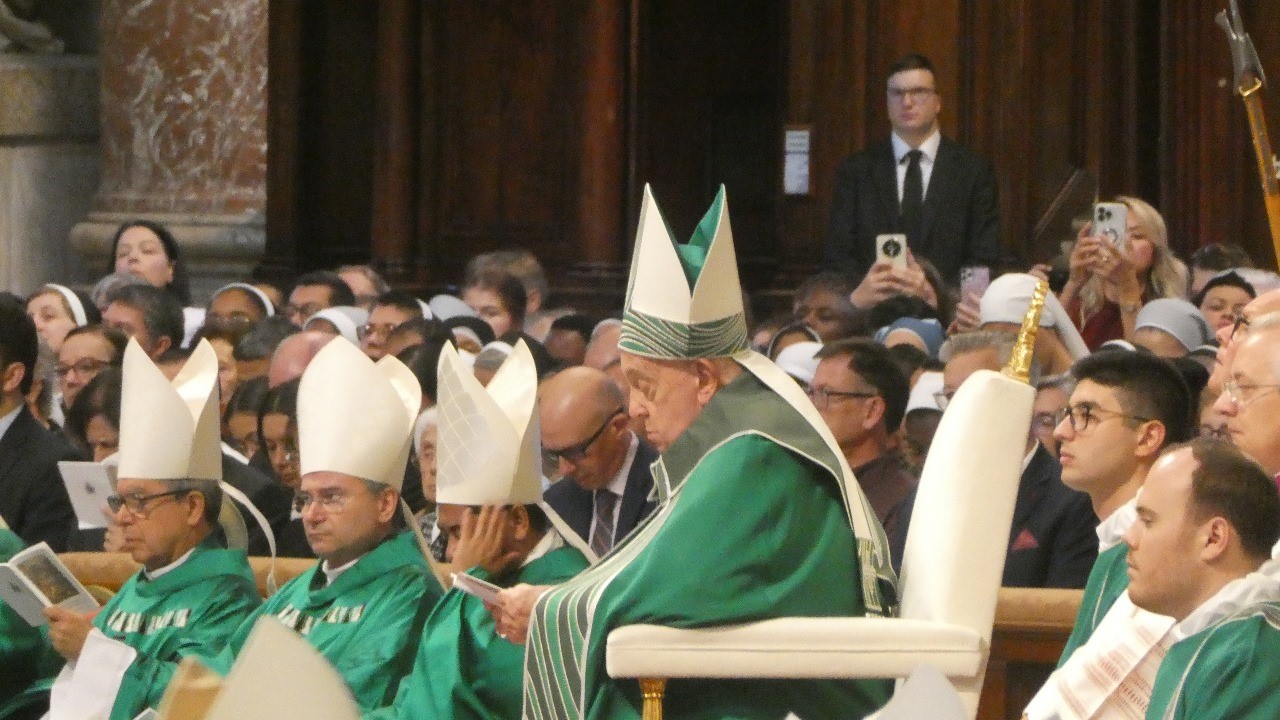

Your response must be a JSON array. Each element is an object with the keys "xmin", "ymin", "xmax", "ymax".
[
  {"xmin": 0, "ymin": 54, "xmax": 99, "ymax": 295},
  {"xmin": 70, "ymin": 0, "xmax": 268, "ymax": 303}
]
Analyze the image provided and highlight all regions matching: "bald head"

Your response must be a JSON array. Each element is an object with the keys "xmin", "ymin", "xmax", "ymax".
[
  {"xmin": 583, "ymin": 320, "xmax": 622, "ymax": 371},
  {"xmin": 268, "ymin": 331, "xmax": 332, "ymax": 388},
  {"xmin": 539, "ymin": 366, "xmax": 630, "ymax": 490},
  {"xmin": 1209, "ymin": 288, "xmax": 1280, "ymax": 395}
]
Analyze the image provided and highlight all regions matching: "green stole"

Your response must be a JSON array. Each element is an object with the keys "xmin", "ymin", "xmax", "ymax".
[
  {"xmin": 217, "ymin": 530, "xmax": 441, "ymax": 711},
  {"xmin": 1146, "ymin": 601, "xmax": 1280, "ymax": 720},
  {"xmin": 522, "ymin": 366, "xmax": 896, "ymax": 720},
  {"xmin": 0, "ymin": 530, "xmax": 46, "ymax": 706},
  {"xmin": 1059, "ymin": 543, "xmax": 1129, "ymax": 665},
  {"xmin": 97, "ymin": 539, "xmax": 260, "ymax": 720}
]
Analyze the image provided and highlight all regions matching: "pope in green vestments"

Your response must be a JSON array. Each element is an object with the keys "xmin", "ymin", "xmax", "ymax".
[
  {"xmin": 212, "ymin": 529, "xmax": 440, "ymax": 711},
  {"xmin": 0, "ymin": 529, "xmax": 46, "ymax": 705},
  {"xmin": 521, "ymin": 186, "xmax": 897, "ymax": 720}
]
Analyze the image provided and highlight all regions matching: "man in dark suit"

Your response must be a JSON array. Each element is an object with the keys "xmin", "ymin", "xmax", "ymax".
[
  {"xmin": 539, "ymin": 366, "xmax": 656, "ymax": 557},
  {"xmin": 0, "ymin": 293, "xmax": 77, "ymax": 551},
  {"xmin": 826, "ymin": 53, "xmax": 1001, "ymax": 284},
  {"xmin": 891, "ymin": 331, "xmax": 1097, "ymax": 587}
]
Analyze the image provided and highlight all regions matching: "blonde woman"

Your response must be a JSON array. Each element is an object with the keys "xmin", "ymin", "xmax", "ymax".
[{"xmin": 1059, "ymin": 195, "xmax": 1188, "ymax": 348}]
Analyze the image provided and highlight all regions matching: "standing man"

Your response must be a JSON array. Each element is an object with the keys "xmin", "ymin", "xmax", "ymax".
[
  {"xmin": 539, "ymin": 366, "xmax": 657, "ymax": 556},
  {"xmin": 826, "ymin": 53, "xmax": 1000, "ymax": 284},
  {"xmin": 505, "ymin": 186, "xmax": 898, "ymax": 720}
]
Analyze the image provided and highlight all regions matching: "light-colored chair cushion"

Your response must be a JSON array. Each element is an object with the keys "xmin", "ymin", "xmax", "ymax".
[{"xmin": 607, "ymin": 618, "xmax": 983, "ymax": 679}]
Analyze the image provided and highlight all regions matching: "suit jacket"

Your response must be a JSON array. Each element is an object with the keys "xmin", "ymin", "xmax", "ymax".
[
  {"xmin": 890, "ymin": 443, "xmax": 1097, "ymax": 588},
  {"xmin": 0, "ymin": 406, "xmax": 78, "ymax": 551},
  {"xmin": 544, "ymin": 439, "xmax": 658, "ymax": 548},
  {"xmin": 826, "ymin": 136, "xmax": 1001, "ymax": 283},
  {"xmin": 221, "ymin": 453, "xmax": 294, "ymax": 557}
]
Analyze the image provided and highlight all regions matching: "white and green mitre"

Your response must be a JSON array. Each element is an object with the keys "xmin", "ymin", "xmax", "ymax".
[
  {"xmin": 435, "ymin": 339, "xmax": 542, "ymax": 506},
  {"xmin": 620, "ymin": 184, "xmax": 749, "ymax": 359}
]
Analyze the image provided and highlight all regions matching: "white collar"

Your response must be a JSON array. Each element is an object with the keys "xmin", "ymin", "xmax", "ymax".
[
  {"xmin": 1022, "ymin": 442, "xmax": 1038, "ymax": 472},
  {"xmin": 1096, "ymin": 495, "xmax": 1139, "ymax": 553},
  {"xmin": 321, "ymin": 553, "xmax": 365, "ymax": 586},
  {"xmin": 0, "ymin": 404, "xmax": 22, "ymax": 443},
  {"xmin": 144, "ymin": 546, "xmax": 196, "ymax": 581},
  {"xmin": 520, "ymin": 525, "xmax": 566, "ymax": 568},
  {"xmin": 1171, "ymin": 558, "xmax": 1280, "ymax": 641},
  {"xmin": 604, "ymin": 433, "xmax": 640, "ymax": 498},
  {"xmin": 891, "ymin": 130, "xmax": 941, "ymax": 163}
]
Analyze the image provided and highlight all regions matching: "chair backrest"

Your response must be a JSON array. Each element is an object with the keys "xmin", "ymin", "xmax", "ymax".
[{"xmin": 898, "ymin": 369, "xmax": 1032, "ymax": 642}]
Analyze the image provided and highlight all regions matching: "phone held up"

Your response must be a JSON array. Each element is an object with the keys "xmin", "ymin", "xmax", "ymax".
[
  {"xmin": 1093, "ymin": 202, "xmax": 1128, "ymax": 250},
  {"xmin": 876, "ymin": 233, "xmax": 909, "ymax": 270}
]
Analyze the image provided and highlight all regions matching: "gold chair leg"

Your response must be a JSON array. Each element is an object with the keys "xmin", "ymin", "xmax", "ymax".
[{"xmin": 639, "ymin": 677, "xmax": 667, "ymax": 720}]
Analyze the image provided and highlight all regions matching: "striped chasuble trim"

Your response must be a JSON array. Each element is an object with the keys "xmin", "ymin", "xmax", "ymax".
[{"xmin": 619, "ymin": 309, "xmax": 748, "ymax": 359}]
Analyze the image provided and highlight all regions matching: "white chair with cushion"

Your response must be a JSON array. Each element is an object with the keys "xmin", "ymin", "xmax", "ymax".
[{"xmin": 606, "ymin": 363, "xmax": 1035, "ymax": 719}]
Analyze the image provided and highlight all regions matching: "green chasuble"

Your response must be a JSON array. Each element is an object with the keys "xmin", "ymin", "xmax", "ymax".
[
  {"xmin": 0, "ymin": 530, "xmax": 43, "ymax": 705},
  {"xmin": 212, "ymin": 530, "xmax": 442, "ymax": 711},
  {"xmin": 523, "ymin": 370, "xmax": 897, "ymax": 720},
  {"xmin": 367, "ymin": 540, "xmax": 589, "ymax": 720},
  {"xmin": 1058, "ymin": 544, "xmax": 1129, "ymax": 665},
  {"xmin": 1145, "ymin": 601, "xmax": 1280, "ymax": 720}
]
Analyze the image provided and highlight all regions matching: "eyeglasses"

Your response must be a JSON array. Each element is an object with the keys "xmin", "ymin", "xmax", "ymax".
[
  {"xmin": 1222, "ymin": 379, "xmax": 1280, "ymax": 407},
  {"xmin": 357, "ymin": 322, "xmax": 402, "ymax": 341},
  {"xmin": 283, "ymin": 302, "xmax": 324, "ymax": 321},
  {"xmin": 888, "ymin": 86, "xmax": 937, "ymax": 102},
  {"xmin": 1230, "ymin": 313, "xmax": 1250, "ymax": 341},
  {"xmin": 293, "ymin": 487, "xmax": 362, "ymax": 514},
  {"xmin": 1031, "ymin": 411, "xmax": 1058, "ymax": 431},
  {"xmin": 807, "ymin": 386, "xmax": 878, "ymax": 409},
  {"xmin": 56, "ymin": 358, "xmax": 113, "ymax": 379},
  {"xmin": 1054, "ymin": 403, "xmax": 1150, "ymax": 434},
  {"xmin": 543, "ymin": 409, "xmax": 624, "ymax": 464},
  {"xmin": 107, "ymin": 489, "xmax": 190, "ymax": 516},
  {"xmin": 933, "ymin": 390, "xmax": 956, "ymax": 411}
]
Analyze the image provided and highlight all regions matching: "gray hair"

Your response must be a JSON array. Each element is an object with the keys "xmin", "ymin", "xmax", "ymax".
[
  {"xmin": 234, "ymin": 315, "xmax": 300, "ymax": 361},
  {"xmin": 169, "ymin": 478, "xmax": 223, "ymax": 526},
  {"xmin": 335, "ymin": 265, "xmax": 391, "ymax": 295},
  {"xmin": 940, "ymin": 330, "xmax": 1041, "ymax": 385},
  {"xmin": 1035, "ymin": 372, "xmax": 1076, "ymax": 395}
]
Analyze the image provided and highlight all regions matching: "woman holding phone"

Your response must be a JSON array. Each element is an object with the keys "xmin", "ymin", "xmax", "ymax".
[{"xmin": 1059, "ymin": 195, "xmax": 1188, "ymax": 349}]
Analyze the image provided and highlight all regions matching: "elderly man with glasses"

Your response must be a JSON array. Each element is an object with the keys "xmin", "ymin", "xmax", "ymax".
[
  {"xmin": 897, "ymin": 331, "xmax": 1097, "ymax": 588},
  {"xmin": 1212, "ymin": 310, "xmax": 1280, "ymax": 481},
  {"xmin": 206, "ymin": 338, "xmax": 442, "ymax": 711},
  {"xmin": 539, "ymin": 365, "xmax": 657, "ymax": 557},
  {"xmin": 3, "ymin": 339, "xmax": 261, "ymax": 720}
]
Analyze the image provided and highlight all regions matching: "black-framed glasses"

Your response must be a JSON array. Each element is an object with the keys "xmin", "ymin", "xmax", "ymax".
[
  {"xmin": 887, "ymin": 86, "xmax": 937, "ymax": 103},
  {"xmin": 807, "ymin": 386, "xmax": 878, "ymax": 409},
  {"xmin": 1230, "ymin": 313, "xmax": 1250, "ymax": 341},
  {"xmin": 55, "ymin": 358, "xmax": 113, "ymax": 379},
  {"xmin": 543, "ymin": 408, "xmax": 624, "ymax": 464},
  {"xmin": 1054, "ymin": 403, "xmax": 1150, "ymax": 434},
  {"xmin": 106, "ymin": 489, "xmax": 190, "ymax": 516},
  {"xmin": 357, "ymin": 322, "xmax": 402, "ymax": 341}
]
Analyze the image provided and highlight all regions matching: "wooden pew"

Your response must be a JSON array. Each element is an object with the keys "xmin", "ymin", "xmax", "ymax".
[{"xmin": 59, "ymin": 553, "xmax": 318, "ymax": 599}]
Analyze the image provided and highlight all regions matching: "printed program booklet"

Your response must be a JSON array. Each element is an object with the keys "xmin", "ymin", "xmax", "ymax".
[{"xmin": 0, "ymin": 541, "xmax": 99, "ymax": 626}]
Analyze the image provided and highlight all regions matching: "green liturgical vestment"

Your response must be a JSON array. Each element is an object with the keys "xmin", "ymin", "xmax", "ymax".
[
  {"xmin": 1058, "ymin": 543, "xmax": 1129, "ymax": 665},
  {"xmin": 366, "ymin": 540, "xmax": 588, "ymax": 720},
  {"xmin": 523, "ymin": 370, "xmax": 896, "ymax": 720},
  {"xmin": 1146, "ymin": 601, "xmax": 1280, "ymax": 719},
  {"xmin": 0, "ymin": 530, "xmax": 44, "ymax": 705},
  {"xmin": 213, "ymin": 530, "xmax": 442, "ymax": 711}
]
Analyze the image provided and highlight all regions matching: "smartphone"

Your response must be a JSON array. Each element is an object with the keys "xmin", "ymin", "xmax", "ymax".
[
  {"xmin": 876, "ymin": 233, "xmax": 908, "ymax": 270},
  {"xmin": 959, "ymin": 266, "xmax": 990, "ymax": 299},
  {"xmin": 1093, "ymin": 202, "xmax": 1128, "ymax": 250}
]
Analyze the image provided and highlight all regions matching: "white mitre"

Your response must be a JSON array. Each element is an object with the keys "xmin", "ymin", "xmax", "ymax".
[
  {"xmin": 297, "ymin": 337, "xmax": 421, "ymax": 489},
  {"xmin": 435, "ymin": 339, "xmax": 541, "ymax": 506},
  {"xmin": 619, "ymin": 184, "xmax": 749, "ymax": 359},
  {"xmin": 118, "ymin": 338, "xmax": 222, "ymax": 481}
]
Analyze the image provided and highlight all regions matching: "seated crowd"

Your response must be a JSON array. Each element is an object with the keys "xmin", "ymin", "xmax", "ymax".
[{"xmin": 1, "ymin": 183, "xmax": 1279, "ymax": 720}]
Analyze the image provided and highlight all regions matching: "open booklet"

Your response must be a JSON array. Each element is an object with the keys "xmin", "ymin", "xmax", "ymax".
[
  {"xmin": 0, "ymin": 541, "xmax": 99, "ymax": 626},
  {"xmin": 59, "ymin": 460, "xmax": 117, "ymax": 530},
  {"xmin": 451, "ymin": 572, "xmax": 502, "ymax": 604}
]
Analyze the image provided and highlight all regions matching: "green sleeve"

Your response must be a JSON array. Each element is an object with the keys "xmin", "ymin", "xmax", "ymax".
[
  {"xmin": 109, "ymin": 577, "xmax": 261, "ymax": 720},
  {"xmin": 1059, "ymin": 545, "xmax": 1127, "ymax": 666},
  {"xmin": 0, "ymin": 531, "xmax": 43, "ymax": 705},
  {"xmin": 1154, "ymin": 623, "xmax": 1280, "ymax": 720}
]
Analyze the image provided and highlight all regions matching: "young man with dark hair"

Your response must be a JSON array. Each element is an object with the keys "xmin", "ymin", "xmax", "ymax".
[
  {"xmin": 811, "ymin": 339, "xmax": 914, "ymax": 544},
  {"xmin": 360, "ymin": 290, "xmax": 425, "ymax": 360},
  {"xmin": 284, "ymin": 270, "xmax": 357, "ymax": 327},
  {"xmin": 1051, "ymin": 349, "xmax": 1195, "ymax": 659},
  {"xmin": 544, "ymin": 313, "xmax": 597, "ymax": 369},
  {"xmin": 0, "ymin": 293, "xmax": 77, "ymax": 551},
  {"xmin": 826, "ymin": 52, "xmax": 1001, "ymax": 284},
  {"xmin": 102, "ymin": 284, "xmax": 185, "ymax": 359}
]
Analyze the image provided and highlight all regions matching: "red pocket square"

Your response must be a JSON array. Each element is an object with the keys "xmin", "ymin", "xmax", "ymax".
[{"xmin": 1011, "ymin": 528, "xmax": 1040, "ymax": 551}]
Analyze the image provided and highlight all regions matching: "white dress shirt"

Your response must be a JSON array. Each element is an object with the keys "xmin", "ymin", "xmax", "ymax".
[{"xmin": 891, "ymin": 129, "xmax": 941, "ymax": 203}]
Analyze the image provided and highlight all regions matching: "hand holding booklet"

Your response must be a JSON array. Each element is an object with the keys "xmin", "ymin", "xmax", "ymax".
[
  {"xmin": 451, "ymin": 572, "xmax": 502, "ymax": 604},
  {"xmin": 0, "ymin": 541, "xmax": 99, "ymax": 626}
]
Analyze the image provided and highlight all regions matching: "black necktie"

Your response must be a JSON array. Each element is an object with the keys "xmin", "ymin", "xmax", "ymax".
[{"xmin": 901, "ymin": 149, "xmax": 923, "ymax": 241}]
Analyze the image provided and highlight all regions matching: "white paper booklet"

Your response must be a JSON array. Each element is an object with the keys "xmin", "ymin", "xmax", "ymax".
[
  {"xmin": 451, "ymin": 572, "xmax": 502, "ymax": 604},
  {"xmin": 0, "ymin": 541, "xmax": 99, "ymax": 626},
  {"xmin": 58, "ymin": 460, "xmax": 117, "ymax": 530}
]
